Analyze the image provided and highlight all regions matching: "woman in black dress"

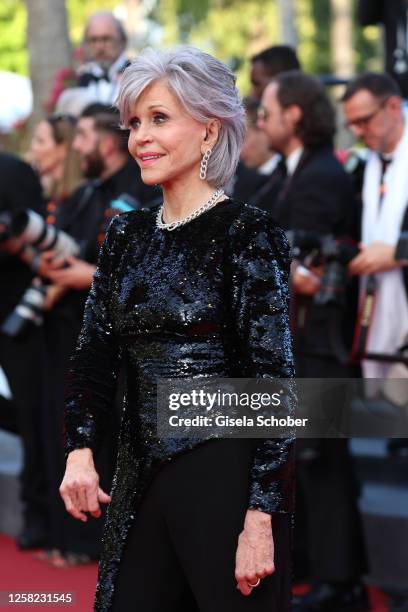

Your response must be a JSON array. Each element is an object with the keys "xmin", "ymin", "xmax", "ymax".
[{"xmin": 60, "ymin": 46, "xmax": 295, "ymax": 611}]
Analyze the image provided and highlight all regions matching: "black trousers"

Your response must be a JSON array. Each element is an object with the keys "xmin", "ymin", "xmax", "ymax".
[
  {"xmin": 42, "ymin": 311, "xmax": 117, "ymax": 557},
  {"xmin": 294, "ymin": 354, "xmax": 368, "ymax": 582},
  {"xmin": 111, "ymin": 439, "xmax": 292, "ymax": 612},
  {"xmin": 0, "ymin": 327, "xmax": 48, "ymax": 527}
]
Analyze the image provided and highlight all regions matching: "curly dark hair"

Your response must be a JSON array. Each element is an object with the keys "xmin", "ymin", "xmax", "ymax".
[{"xmin": 273, "ymin": 71, "xmax": 336, "ymax": 148}]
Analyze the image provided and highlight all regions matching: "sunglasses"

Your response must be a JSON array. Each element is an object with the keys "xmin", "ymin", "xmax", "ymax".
[{"xmin": 344, "ymin": 97, "xmax": 389, "ymax": 129}]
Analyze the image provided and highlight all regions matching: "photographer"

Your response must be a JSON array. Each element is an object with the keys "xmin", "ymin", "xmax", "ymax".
[
  {"xmin": 343, "ymin": 73, "xmax": 408, "ymax": 378},
  {"xmin": 0, "ymin": 152, "xmax": 48, "ymax": 549},
  {"xmin": 29, "ymin": 103, "xmax": 158, "ymax": 567},
  {"xmin": 342, "ymin": 70, "xmax": 408, "ymax": 612},
  {"xmin": 258, "ymin": 72, "xmax": 368, "ymax": 611},
  {"xmin": 57, "ymin": 12, "xmax": 130, "ymax": 112}
]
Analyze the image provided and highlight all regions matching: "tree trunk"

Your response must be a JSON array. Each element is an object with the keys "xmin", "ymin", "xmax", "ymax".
[
  {"xmin": 277, "ymin": 0, "xmax": 298, "ymax": 48},
  {"xmin": 25, "ymin": 0, "xmax": 72, "ymax": 126},
  {"xmin": 123, "ymin": 0, "xmax": 141, "ymax": 57},
  {"xmin": 330, "ymin": 0, "xmax": 354, "ymax": 77}
]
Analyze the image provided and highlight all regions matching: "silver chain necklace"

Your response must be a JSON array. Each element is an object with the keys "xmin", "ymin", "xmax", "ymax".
[{"xmin": 156, "ymin": 188, "xmax": 225, "ymax": 231}]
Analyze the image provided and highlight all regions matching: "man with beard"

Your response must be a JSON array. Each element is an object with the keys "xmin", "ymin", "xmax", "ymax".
[
  {"xmin": 41, "ymin": 103, "xmax": 158, "ymax": 290},
  {"xmin": 35, "ymin": 104, "xmax": 157, "ymax": 565}
]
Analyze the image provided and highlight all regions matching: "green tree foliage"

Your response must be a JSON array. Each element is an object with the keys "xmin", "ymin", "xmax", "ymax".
[
  {"xmin": 67, "ymin": 0, "xmax": 119, "ymax": 46},
  {"xmin": 155, "ymin": 0, "xmax": 380, "ymax": 93},
  {"xmin": 352, "ymin": 0, "xmax": 382, "ymax": 72},
  {"xmin": 0, "ymin": 0, "xmax": 381, "ymax": 83},
  {"xmin": 154, "ymin": 0, "xmax": 278, "ymax": 92},
  {"xmin": 297, "ymin": 0, "xmax": 331, "ymax": 74},
  {"xmin": 0, "ymin": 0, "xmax": 118, "ymax": 76},
  {"xmin": 0, "ymin": 0, "xmax": 27, "ymax": 74}
]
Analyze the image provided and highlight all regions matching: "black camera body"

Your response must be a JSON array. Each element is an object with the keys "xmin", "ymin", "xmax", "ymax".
[
  {"xmin": 286, "ymin": 230, "xmax": 359, "ymax": 307},
  {"xmin": 1, "ymin": 209, "xmax": 83, "ymax": 338}
]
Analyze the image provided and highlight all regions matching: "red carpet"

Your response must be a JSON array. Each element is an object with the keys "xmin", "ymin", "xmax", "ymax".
[
  {"xmin": 293, "ymin": 583, "xmax": 390, "ymax": 611},
  {"xmin": 0, "ymin": 533, "xmax": 391, "ymax": 611},
  {"xmin": 0, "ymin": 535, "xmax": 97, "ymax": 611}
]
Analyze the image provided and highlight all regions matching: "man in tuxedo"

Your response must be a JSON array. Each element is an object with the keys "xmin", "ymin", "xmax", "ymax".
[{"xmin": 259, "ymin": 72, "xmax": 368, "ymax": 611}]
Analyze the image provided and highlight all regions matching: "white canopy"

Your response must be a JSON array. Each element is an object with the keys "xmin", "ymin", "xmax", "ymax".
[{"xmin": 0, "ymin": 71, "xmax": 32, "ymax": 133}]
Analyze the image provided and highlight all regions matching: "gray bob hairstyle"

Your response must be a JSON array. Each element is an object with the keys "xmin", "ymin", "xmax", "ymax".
[{"xmin": 118, "ymin": 46, "xmax": 246, "ymax": 187}]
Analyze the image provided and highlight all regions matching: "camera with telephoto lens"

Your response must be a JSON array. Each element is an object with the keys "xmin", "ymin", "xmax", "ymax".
[
  {"xmin": 1, "ymin": 280, "xmax": 48, "ymax": 337},
  {"xmin": 286, "ymin": 230, "xmax": 359, "ymax": 307},
  {"xmin": 0, "ymin": 209, "xmax": 80, "ymax": 258},
  {"xmin": 1, "ymin": 209, "xmax": 82, "ymax": 338}
]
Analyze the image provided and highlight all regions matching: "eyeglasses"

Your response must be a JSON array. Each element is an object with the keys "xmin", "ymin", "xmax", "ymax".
[
  {"xmin": 345, "ymin": 97, "xmax": 389, "ymax": 129},
  {"xmin": 85, "ymin": 35, "xmax": 120, "ymax": 46}
]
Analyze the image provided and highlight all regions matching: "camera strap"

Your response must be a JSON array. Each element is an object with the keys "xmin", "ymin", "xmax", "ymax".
[
  {"xmin": 352, "ymin": 154, "xmax": 392, "ymax": 360},
  {"xmin": 351, "ymin": 274, "xmax": 377, "ymax": 360}
]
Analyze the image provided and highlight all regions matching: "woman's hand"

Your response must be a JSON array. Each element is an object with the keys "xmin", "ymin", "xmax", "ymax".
[
  {"xmin": 59, "ymin": 448, "xmax": 111, "ymax": 522},
  {"xmin": 235, "ymin": 509, "xmax": 275, "ymax": 596}
]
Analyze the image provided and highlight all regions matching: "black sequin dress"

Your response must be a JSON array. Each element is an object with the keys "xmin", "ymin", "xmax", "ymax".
[{"xmin": 64, "ymin": 199, "xmax": 295, "ymax": 611}]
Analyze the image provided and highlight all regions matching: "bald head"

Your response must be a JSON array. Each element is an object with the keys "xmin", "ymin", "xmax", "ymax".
[{"xmin": 84, "ymin": 11, "xmax": 127, "ymax": 69}]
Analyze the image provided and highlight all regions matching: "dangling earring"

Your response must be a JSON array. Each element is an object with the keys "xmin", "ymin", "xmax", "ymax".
[{"xmin": 200, "ymin": 149, "xmax": 212, "ymax": 180}]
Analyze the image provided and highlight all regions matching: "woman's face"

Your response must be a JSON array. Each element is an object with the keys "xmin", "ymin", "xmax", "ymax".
[
  {"xmin": 30, "ymin": 120, "xmax": 66, "ymax": 177},
  {"xmin": 127, "ymin": 81, "xmax": 208, "ymax": 187}
]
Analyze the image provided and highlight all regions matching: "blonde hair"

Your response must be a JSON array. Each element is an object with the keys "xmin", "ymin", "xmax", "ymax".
[{"xmin": 46, "ymin": 114, "xmax": 83, "ymax": 200}]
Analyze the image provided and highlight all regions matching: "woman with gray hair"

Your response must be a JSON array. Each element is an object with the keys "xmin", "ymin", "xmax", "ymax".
[{"xmin": 59, "ymin": 46, "xmax": 294, "ymax": 611}]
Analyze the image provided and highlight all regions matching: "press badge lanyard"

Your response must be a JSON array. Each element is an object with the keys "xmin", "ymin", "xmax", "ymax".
[{"xmin": 352, "ymin": 155, "xmax": 392, "ymax": 359}]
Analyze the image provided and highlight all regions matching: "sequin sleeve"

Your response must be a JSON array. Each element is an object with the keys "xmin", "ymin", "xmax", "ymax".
[
  {"xmin": 64, "ymin": 215, "xmax": 123, "ymax": 456},
  {"xmin": 230, "ymin": 211, "xmax": 295, "ymax": 514}
]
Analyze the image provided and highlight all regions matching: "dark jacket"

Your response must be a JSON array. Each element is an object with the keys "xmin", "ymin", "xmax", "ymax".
[
  {"xmin": 247, "ymin": 161, "xmax": 287, "ymax": 218},
  {"xmin": 0, "ymin": 153, "xmax": 44, "ymax": 321},
  {"xmin": 230, "ymin": 161, "xmax": 267, "ymax": 202},
  {"xmin": 53, "ymin": 158, "xmax": 160, "ymax": 322},
  {"xmin": 273, "ymin": 146, "xmax": 358, "ymax": 357}
]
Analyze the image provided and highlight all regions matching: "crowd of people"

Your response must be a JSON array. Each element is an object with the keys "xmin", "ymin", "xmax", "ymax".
[{"xmin": 0, "ymin": 8, "xmax": 408, "ymax": 612}]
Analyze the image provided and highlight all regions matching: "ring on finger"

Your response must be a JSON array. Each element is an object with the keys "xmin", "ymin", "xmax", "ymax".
[{"xmin": 247, "ymin": 578, "xmax": 260, "ymax": 588}]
